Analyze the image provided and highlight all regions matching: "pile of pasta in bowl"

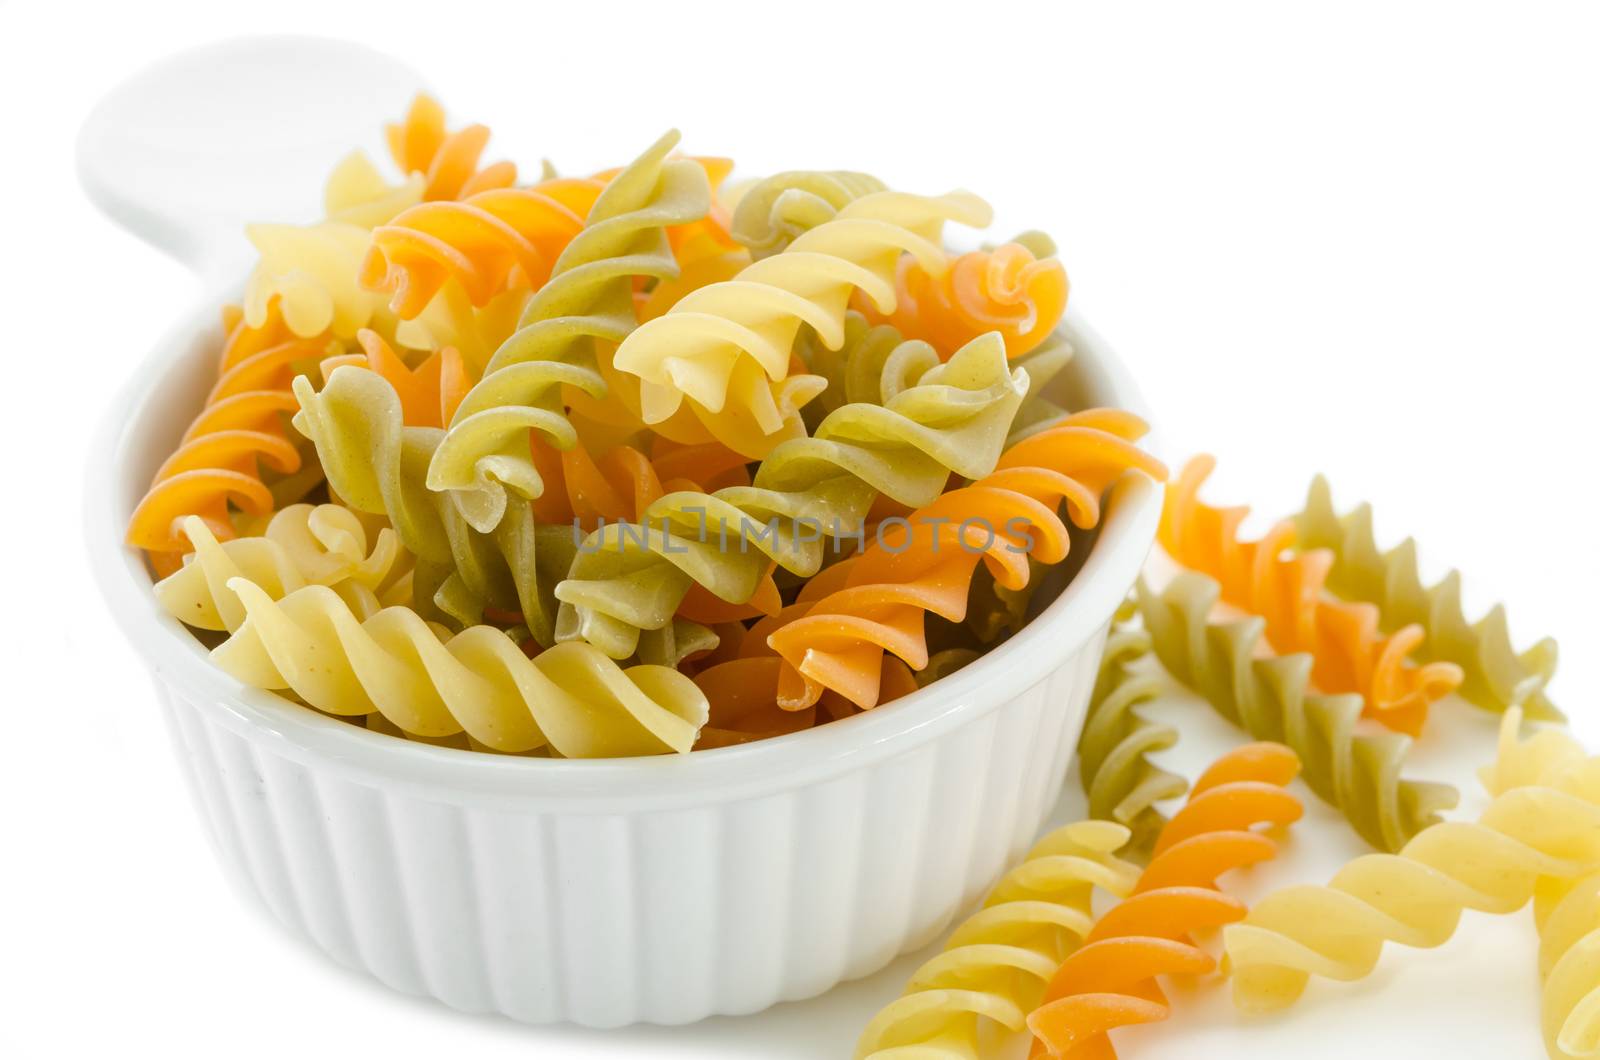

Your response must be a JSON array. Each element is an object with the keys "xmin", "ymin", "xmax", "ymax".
[{"xmin": 129, "ymin": 94, "xmax": 1164, "ymax": 758}]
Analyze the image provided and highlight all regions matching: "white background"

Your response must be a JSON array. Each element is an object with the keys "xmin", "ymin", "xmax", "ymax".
[{"xmin": 3, "ymin": 1, "xmax": 1597, "ymax": 1056}]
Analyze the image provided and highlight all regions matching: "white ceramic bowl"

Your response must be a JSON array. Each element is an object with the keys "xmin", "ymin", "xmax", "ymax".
[{"xmin": 87, "ymin": 291, "xmax": 1162, "ymax": 1026}]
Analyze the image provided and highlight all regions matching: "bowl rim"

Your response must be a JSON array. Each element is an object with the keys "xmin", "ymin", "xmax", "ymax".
[{"xmin": 86, "ymin": 297, "xmax": 1163, "ymax": 809}]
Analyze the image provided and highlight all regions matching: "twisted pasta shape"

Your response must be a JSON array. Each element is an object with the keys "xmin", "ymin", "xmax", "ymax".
[
  {"xmin": 729, "ymin": 169, "xmax": 888, "ymax": 258},
  {"xmin": 1540, "ymin": 870, "xmax": 1600, "ymax": 1059},
  {"xmin": 1007, "ymin": 330, "xmax": 1077, "ymax": 443},
  {"xmin": 1477, "ymin": 718, "xmax": 1600, "ymax": 1060},
  {"xmin": 321, "ymin": 149, "xmax": 425, "ymax": 229},
  {"xmin": 1077, "ymin": 603, "xmax": 1187, "ymax": 855},
  {"xmin": 360, "ymin": 174, "xmax": 607, "ymax": 319},
  {"xmin": 553, "ymin": 331, "xmax": 1029, "ymax": 660},
  {"xmin": 127, "ymin": 303, "xmax": 327, "ymax": 576},
  {"xmin": 318, "ymin": 329, "xmax": 470, "ymax": 430},
  {"xmin": 385, "ymin": 93, "xmax": 517, "ymax": 202},
  {"xmin": 860, "ymin": 242, "xmax": 1069, "ymax": 360},
  {"xmin": 1162, "ymin": 455, "xmax": 1462, "ymax": 735},
  {"xmin": 766, "ymin": 416, "xmax": 1166, "ymax": 710},
  {"xmin": 612, "ymin": 188, "xmax": 994, "ymax": 458},
  {"xmin": 156, "ymin": 507, "xmax": 408, "ymax": 632},
  {"xmin": 1296, "ymin": 474, "xmax": 1562, "ymax": 721},
  {"xmin": 1027, "ymin": 743, "xmax": 1303, "ymax": 1058},
  {"xmin": 211, "ymin": 579, "xmax": 708, "ymax": 757},
  {"xmin": 425, "ymin": 131, "xmax": 713, "ymax": 533},
  {"xmin": 855, "ymin": 820, "xmax": 1141, "ymax": 1059},
  {"xmin": 242, "ymin": 150, "xmax": 428, "ymax": 340},
  {"xmin": 290, "ymin": 366, "xmax": 571, "ymax": 642},
  {"xmin": 1223, "ymin": 709, "xmax": 1600, "ymax": 1013},
  {"xmin": 1136, "ymin": 572, "xmax": 1457, "ymax": 852}
]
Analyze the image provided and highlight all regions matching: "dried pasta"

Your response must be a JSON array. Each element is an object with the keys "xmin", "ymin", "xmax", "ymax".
[
  {"xmin": 127, "ymin": 303, "xmax": 326, "ymax": 577},
  {"xmin": 612, "ymin": 187, "xmax": 994, "ymax": 458},
  {"xmin": 1161, "ymin": 455, "xmax": 1462, "ymax": 735},
  {"xmin": 1137, "ymin": 571, "xmax": 1458, "ymax": 852},
  {"xmin": 1027, "ymin": 743, "xmax": 1303, "ymax": 1058},
  {"xmin": 855, "ymin": 820, "xmax": 1141, "ymax": 1059},
  {"xmin": 156, "ymin": 506, "xmax": 408, "ymax": 632},
  {"xmin": 1077, "ymin": 601, "xmax": 1187, "ymax": 855},
  {"xmin": 555, "ymin": 331, "xmax": 1029, "ymax": 660},
  {"xmin": 729, "ymin": 169, "xmax": 888, "ymax": 258},
  {"xmin": 1540, "ymin": 869, "xmax": 1600, "ymax": 1060},
  {"xmin": 385, "ymin": 93, "xmax": 517, "ymax": 202},
  {"xmin": 211, "ymin": 578, "xmax": 708, "ymax": 757},
  {"xmin": 1224, "ymin": 708, "xmax": 1600, "ymax": 1012},
  {"xmin": 766, "ymin": 414, "xmax": 1166, "ymax": 710},
  {"xmin": 425, "ymin": 130, "xmax": 713, "ymax": 533},
  {"xmin": 1296, "ymin": 474, "xmax": 1561, "ymax": 720},
  {"xmin": 290, "ymin": 365, "xmax": 571, "ymax": 641},
  {"xmin": 859, "ymin": 241, "xmax": 1069, "ymax": 360}
]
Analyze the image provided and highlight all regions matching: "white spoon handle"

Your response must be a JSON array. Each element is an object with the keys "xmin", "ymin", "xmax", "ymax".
[{"xmin": 76, "ymin": 35, "xmax": 424, "ymax": 280}]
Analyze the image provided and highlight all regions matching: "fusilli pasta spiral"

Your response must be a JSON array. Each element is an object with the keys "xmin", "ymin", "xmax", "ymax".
[
  {"xmin": 211, "ymin": 579, "xmax": 708, "ymax": 757},
  {"xmin": 385, "ymin": 93, "xmax": 517, "ymax": 202},
  {"xmin": 1027, "ymin": 743, "xmax": 1303, "ymax": 1058},
  {"xmin": 860, "ymin": 241, "xmax": 1069, "ymax": 360},
  {"xmin": 729, "ymin": 169, "xmax": 888, "ymax": 258},
  {"xmin": 766, "ymin": 415, "xmax": 1166, "ymax": 710},
  {"xmin": 855, "ymin": 820, "xmax": 1141, "ymax": 1059},
  {"xmin": 1223, "ymin": 709, "xmax": 1600, "ymax": 1013},
  {"xmin": 1136, "ymin": 571, "xmax": 1458, "ymax": 852},
  {"xmin": 1162, "ymin": 455, "xmax": 1462, "ymax": 735},
  {"xmin": 1296, "ymin": 474, "xmax": 1562, "ymax": 721},
  {"xmin": 156, "ymin": 506, "xmax": 407, "ymax": 632},
  {"xmin": 290, "ymin": 366, "xmax": 571, "ymax": 641},
  {"xmin": 1077, "ymin": 602, "xmax": 1187, "ymax": 855},
  {"xmin": 554, "ymin": 331, "xmax": 1029, "ymax": 660},
  {"xmin": 425, "ymin": 130, "xmax": 713, "ymax": 533},
  {"xmin": 612, "ymin": 188, "xmax": 994, "ymax": 458},
  {"xmin": 127, "ymin": 303, "xmax": 327, "ymax": 576},
  {"xmin": 1541, "ymin": 869, "xmax": 1600, "ymax": 1060}
]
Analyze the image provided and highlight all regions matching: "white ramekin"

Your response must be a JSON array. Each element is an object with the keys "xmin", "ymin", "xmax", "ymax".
[{"xmin": 86, "ymin": 299, "xmax": 1162, "ymax": 1027}]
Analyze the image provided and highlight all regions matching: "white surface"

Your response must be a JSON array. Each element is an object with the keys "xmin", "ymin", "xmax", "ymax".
[{"xmin": 3, "ymin": 1, "xmax": 1598, "ymax": 1057}]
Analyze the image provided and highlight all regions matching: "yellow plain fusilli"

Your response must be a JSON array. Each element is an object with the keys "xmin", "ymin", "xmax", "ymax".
[
  {"xmin": 211, "ymin": 579, "xmax": 708, "ymax": 757},
  {"xmin": 1224, "ymin": 709, "xmax": 1600, "ymax": 1013}
]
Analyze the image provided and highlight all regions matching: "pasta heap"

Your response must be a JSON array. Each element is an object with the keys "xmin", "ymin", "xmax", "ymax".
[
  {"xmin": 130, "ymin": 93, "xmax": 1162, "ymax": 761},
  {"xmin": 114, "ymin": 83, "xmax": 1600, "ymax": 1060}
]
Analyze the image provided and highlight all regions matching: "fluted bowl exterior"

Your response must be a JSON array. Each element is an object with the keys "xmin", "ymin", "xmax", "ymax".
[{"xmin": 88, "ymin": 301, "xmax": 1162, "ymax": 1027}]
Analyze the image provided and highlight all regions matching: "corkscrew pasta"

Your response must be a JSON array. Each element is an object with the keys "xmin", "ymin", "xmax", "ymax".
[
  {"xmin": 555, "ymin": 330, "xmax": 1029, "ymax": 660},
  {"xmin": 612, "ymin": 187, "xmax": 993, "ymax": 458},
  {"xmin": 212, "ymin": 578, "xmax": 708, "ymax": 757},
  {"xmin": 1027, "ymin": 743, "xmax": 1303, "ymax": 1058},
  {"xmin": 1077, "ymin": 601, "xmax": 1187, "ymax": 855},
  {"xmin": 426, "ymin": 130, "xmax": 713, "ymax": 533},
  {"xmin": 1137, "ymin": 571, "xmax": 1457, "ymax": 852},
  {"xmin": 1224, "ymin": 708, "xmax": 1600, "ymax": 1013},
  {"xmin": 855, "ymin": 820, "xmax": 1141, "ymax": 1059},
  {"xmin": 1296, "ymin": 474, "xmax": 1562, "ymax": 721},
  {"xmin": 156, "ymin": 506, "xmax": 407, "ymax": 632},
  {"xmin": 766, "ymin": 414, "xmax": 1166, "ymax": 709},
  {"xmin": 1161, "ymin": 455, "xmax": 1462, "ymax": 735},
  {"xmin": 127, "ymin": 302, "xmax": 325, "ymax": 577},
  {"xmin": 860, "ymin": 241, "xmax": 1069, "ymax": 360},
  {"xmin": 384, "ymin": 93, "xmax": 517, "ymax": 202}
]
